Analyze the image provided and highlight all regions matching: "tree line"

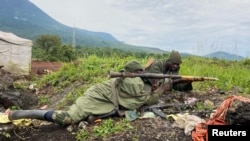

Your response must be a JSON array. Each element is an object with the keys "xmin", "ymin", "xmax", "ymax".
[{"xmin": 32, "ymin": 34, "xmax": 169, "ymax": 62}]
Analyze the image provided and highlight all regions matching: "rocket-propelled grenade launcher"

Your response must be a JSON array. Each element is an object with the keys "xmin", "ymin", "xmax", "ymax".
[{"xmin": 108, "ymin": 71, "xmax": 219, "ymax": 81}]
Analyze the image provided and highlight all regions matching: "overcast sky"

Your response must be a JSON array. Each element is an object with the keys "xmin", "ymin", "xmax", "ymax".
[{"xmin": 29, "ymin": 0, "xmax": 250, "ymax": 57}]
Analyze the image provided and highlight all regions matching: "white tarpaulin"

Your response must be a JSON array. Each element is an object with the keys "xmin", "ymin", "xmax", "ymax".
[{"xmin": 0, "ymin": 31, "xmax": 32, "ymax": 75}]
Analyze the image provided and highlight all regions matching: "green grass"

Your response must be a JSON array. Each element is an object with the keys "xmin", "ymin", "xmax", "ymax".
[
  {"xmin": 29, "ymin": 55, "xmax": 250, "ymax": 140},
  {"xmin": 31, "ymin": 55, "xmax": 250, "ymax": 111},
  {"xmin": 36, "ymin": 55, "xmax": 250, "ymax": 94},
  {"xmin": 180, "ymin": 56, "xmax": 250, "ymax": 93},
  {"xmin": 74, "ymin": 118, "xmax": 134, "ymax": 141}
]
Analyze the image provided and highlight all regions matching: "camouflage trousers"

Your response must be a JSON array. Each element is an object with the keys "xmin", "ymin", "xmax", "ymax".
[{"xmin": 51, "ymin": 111, "xmax": 73, "ymax": 125}]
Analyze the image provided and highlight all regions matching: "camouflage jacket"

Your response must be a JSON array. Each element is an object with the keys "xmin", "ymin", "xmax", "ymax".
[
  {"xmin": 67, "ymin": 77, "xmax": 166, "ymax": 123},
  {"xmin": 144, "ymin": 59, "xmax": 192, "ymax": 92}
]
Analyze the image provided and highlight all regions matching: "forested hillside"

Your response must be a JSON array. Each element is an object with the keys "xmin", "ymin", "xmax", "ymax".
[{"xmin": 0, "ymin": 0, "xmax": 164, "ymax": 53}]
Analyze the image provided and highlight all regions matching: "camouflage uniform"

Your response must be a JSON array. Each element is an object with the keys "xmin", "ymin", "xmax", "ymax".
[
  {"xmin": 50, "ymin": 60, "xmax": 167, "ymax": 125},
  {"xmin": 144, "ymin": 50, "xmax": 193, "ymax": 92},
  {"xmin": 8, "ymin": 58, "xmax": 186, "ymax": 125}
]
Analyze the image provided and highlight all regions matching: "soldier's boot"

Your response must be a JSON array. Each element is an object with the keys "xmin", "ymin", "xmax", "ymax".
[
  {"xmin": 8, "ymin": 110, "xmax": 53, "ymax": 122},
  {"xmin": 86, "ymin": 109, "xmax": 117, "ymax": 124}
]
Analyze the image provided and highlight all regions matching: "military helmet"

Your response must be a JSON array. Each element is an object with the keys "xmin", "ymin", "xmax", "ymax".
[
  {"xmin": 124, "ymin": 60, "xmax": 143, "ymax": 72},
  {"xmin": 168, "ymin": 50, "xmax": 182, "ymax": 64}
]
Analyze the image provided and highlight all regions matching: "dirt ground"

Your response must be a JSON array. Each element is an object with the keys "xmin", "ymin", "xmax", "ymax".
[
  {"xmin": 0, "ymin": 62, "xmax": 246, "ymax": 141},
  {"xmin": 0, "ymin": 84, "xmax": 237, "ymax": 141},
  {"xmin": 30, "ymin": 61, "xmax": 62, "ymax": 75}
]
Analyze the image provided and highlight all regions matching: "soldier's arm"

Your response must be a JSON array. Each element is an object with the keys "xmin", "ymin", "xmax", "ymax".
[{"xmin": 144, "ymin": 82, "xmax": 172, "ymax": 105}]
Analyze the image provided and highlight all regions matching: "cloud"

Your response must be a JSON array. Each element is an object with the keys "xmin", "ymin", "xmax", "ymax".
[{"xmin": 30, "ymin": 0, "xmax": 250, "ymax": 57}]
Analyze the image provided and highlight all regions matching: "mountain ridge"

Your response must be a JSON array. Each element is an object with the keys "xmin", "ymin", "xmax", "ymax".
[
  {"xmin": 204, "ymin": 51, "xmax": 245, "ymax": 60},
  {"xmin": 0, "ymin": 0, "xmax": 118, "ymax": 42},
  {"xmin": 0, "ymin": 0, "xmax": 246, "ymax": 60},
  {"xmin": 0, "ymin": 0, "xmax": 165, "ymax": 53}
]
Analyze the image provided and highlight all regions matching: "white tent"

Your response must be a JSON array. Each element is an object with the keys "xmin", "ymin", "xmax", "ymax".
[{"xmin": 0, "ymin": 31, "xmax": 32, "ymax": 75}]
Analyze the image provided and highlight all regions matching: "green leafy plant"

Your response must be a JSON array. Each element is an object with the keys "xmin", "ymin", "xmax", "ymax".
[
  {"xmin": 74, "ymin": 130, "xmax": 91, "ymax": 141},
  {"xmin": 0, "ymin": 132, "xmax": 11, "ymax": 138},
  {"xmin": 75, "ymin": 118, "xmax": 134, "ymax": 141},
  {"xmin": 194, "ymin": 101, "xmax": 205, "ymax": 111},
  {"xmin": 38, "ymin": 95, "xmax": 50, "ymax": 105},
  {"xmin": 10, "ymin": 105, "xmax": 20, "ymax": 110},
  {"xmin": 194, "ymin": 100, "xmax": 214, "ymax": 111}
]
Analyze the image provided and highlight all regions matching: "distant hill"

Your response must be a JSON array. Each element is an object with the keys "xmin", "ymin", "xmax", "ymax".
[
  {"xmin": 1, "ymin": 0, "xmax": 247, "ymax": 59},
  {"xmin": 180, "ymin": 51, "xmax": 245, "ymax": 61},
  {"xmin": 204, "ymin": 51, "xmax": 245, "ymax": 61},
  {"xmin": 0, "ymin": 0, "xmax": 164, "ymax": 53}
]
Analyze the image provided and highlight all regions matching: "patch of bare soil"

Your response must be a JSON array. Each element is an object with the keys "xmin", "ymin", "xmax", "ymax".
[
  {"xmin": 0, "ymin": 85, "xmax": 243, "ymax": 141},
  {"xmin": 30, "ymin": 61, "xmax": 62, "ymax": 75}
]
